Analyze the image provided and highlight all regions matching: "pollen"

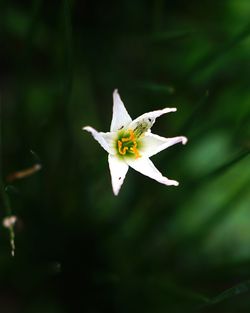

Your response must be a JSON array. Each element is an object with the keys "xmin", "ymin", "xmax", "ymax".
[{"xmin": 117, "ymin": 130, "xmax": 141, "ymax": 158}]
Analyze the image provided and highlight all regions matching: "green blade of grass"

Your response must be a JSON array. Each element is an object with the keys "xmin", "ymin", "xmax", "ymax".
[
  {"xmin": 183, "ymin": 178, "xmax": 250, "ymax": 250},
  {"xmin": 0, "ymin": 94, "xmax": 16, "ymax": 257},
  {"xmin": 62, "ymin": 0, "xmax": 73, "ymax": 106},
  {"xmin": 198, "ymin": 148, "xmax": 250, "ymax": 185},
  {"xmin": 211, "ymin": 280, "xmax": 250, "ymax": 304},
  {"xmin": 135, "ymin": 81, "xmax": 175, "ymax": 95},
  {"xmin": 149, "ymin": 29, "xmax": 195, "ymax": 42},
  {"xmin": 179, "ymin": 90, "xmax": 209, "ymax": 135},
  {"xmin": 198, "ymin": 280, "xmax": 250, "ymax": 310},
  {"xmin": 26, "ymin": 0, "xmax": 43, "ymax": 47},
  {"xmin": 187, "ymin": 23, "xmax": 250, "ymax": 78}
]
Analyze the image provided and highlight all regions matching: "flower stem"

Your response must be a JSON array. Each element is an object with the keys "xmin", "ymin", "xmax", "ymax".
[{"xmin": 0, "ymin": 94, "xmax": 16, "ymax": 257}]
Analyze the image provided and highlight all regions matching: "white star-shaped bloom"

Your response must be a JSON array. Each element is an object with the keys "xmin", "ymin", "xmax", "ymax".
[{"xmin": 83, "ymin": 89, "xmax": 187, "ymax": 196}]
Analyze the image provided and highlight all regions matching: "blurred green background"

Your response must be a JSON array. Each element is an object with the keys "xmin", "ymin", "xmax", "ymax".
[{"xmin": 0, "ymin": 0, "xmax": 250, "ymax": 312}]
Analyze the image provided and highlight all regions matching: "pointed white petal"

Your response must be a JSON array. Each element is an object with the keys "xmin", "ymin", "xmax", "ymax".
[
  {"xmin": 128, "ymin": 107, "xmax": 177, "ymax": 132},
  {"xmin": 110, "ymin": 89, "xmax": 132, "ymax": 132},
  {"xmin": 100, "ymin": 131, "xmax": 117, "ymax": 153},
  {"xmin": 83, "ymin": 126, "xmax": 114, "ymax": 154},
  {"xmin": 126, "ymin": 157, "xmax": 179, "ymax": 186},
  {"xmin": 108, "ymin": 155, "xmax": 129, "ymax": 195},
  {"xmin": 141, "ymin": 133, "xmax": 188, "ymax": 157}
]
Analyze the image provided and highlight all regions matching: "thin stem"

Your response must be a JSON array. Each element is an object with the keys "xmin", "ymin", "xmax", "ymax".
[
  {"xmin": 0, "ymin": 93, "xmax": 15, "ymax": 257},
  {"xmin": 0, "ymin": 93, "xmax": 3, "ymax": 187}
]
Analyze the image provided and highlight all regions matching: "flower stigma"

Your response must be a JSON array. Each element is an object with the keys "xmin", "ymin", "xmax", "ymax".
[{"xmin": 117, "ymin": 129, "xmax": 141, "ymax": 159}]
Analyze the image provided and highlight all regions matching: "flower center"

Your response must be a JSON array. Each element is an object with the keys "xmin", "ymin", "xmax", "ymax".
[{"xmin": 117, "ymin": 130, "xmax": 141, "ymax": 159}]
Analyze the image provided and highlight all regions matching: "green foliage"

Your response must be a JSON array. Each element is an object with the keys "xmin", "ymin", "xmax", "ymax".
[{"xmin": 0, "ymin": 0, "xmax": 250, "ymax": 312}]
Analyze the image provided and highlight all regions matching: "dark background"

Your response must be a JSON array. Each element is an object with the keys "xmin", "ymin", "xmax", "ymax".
[{"xmin": 0, "ymin": 0, "xmax": 250, "ymax": 312}]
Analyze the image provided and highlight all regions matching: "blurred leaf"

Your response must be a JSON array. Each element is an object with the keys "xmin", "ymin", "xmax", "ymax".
[
  {"xmin": 203, "ymin": 280, "xmax": 250, "ymax": 307},
  {"xmin": 149, "ymin": 29, "xmax": 195, "ymax": 42},
  {"xmin": 183, "ymin": 178, "xmax": 250, "ymax": 249},
  {"xmin": 200, "ymin": 148, "xmax": 250, "ymax": 183},
  {"xmin": 62, "ymin": 0, "xmax": 73, "ymax": 105},
  {"xmin": 179, "ymin": 90, "xmax": 209, "ymax": 134},
  {"xmin": 3, "ymin": 7, "xmax": 29, "ymax": 37},
  {"xmin": 188, "ymin": 23, "xmax": 250, "ymax": 78},
  {"xmin": 135, "ymin": 81, "xmax": 175, "ymax": 95}
]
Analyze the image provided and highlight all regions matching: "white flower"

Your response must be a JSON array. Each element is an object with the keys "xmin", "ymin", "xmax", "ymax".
[{"xmin": 83, "ymin": 89, "xmax": 187, "ymax": 196}]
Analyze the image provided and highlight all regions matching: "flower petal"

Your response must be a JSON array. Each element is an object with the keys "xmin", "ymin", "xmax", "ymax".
[
  {"xmin": 99, "ymin": 131, "xmax": 117, "ymax": 153},
  {"xmin": 126, "ymin": 157, "xmax": 179, "ymax": 186},
  {"xmin": 108, "ymin": 155, "xmax": 129, "ymax": 195},
  {"xmin": 128, "ymin": 107, "xmax": 177, "ymax": 133},
  {"xmin": 141, "ymin": 133, "xmax": 188, "ymax": 157},
  {"xmin": 110, "ymin": 89, "xmax": 132, "ymax": 132},
  {"xmin": 83, "ymin": 126, "xmax": 114, "ymax": 154}
]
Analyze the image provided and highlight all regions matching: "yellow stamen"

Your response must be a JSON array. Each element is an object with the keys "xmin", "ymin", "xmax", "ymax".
[
  {"xmin": 121, "ymin": 130, "xmax": 135, "ymax": 142},
  {"xmin": 130, "ymin": 146, "xmax": 141, "ymax": 158},
  {"xmin": 118, "ymin": 130, "xmax": 141, "ymax": 158},
  {"xmin": 118, "ymin": 140, "xmax": 129, "ymax": 155}
]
